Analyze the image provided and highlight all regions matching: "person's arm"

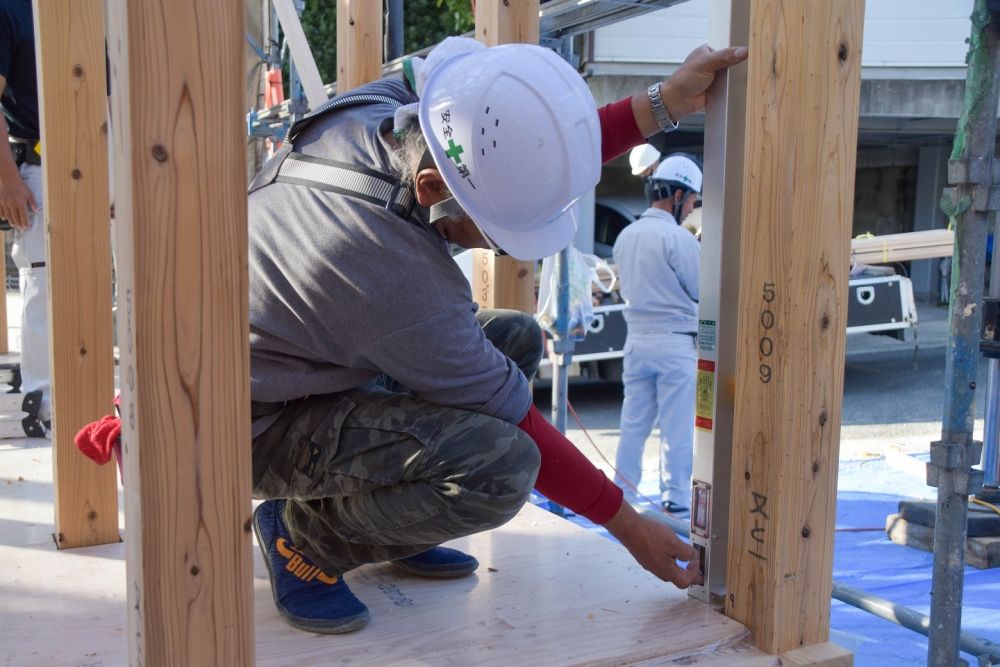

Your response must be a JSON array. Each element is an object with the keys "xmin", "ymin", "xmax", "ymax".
[
  {"xmin": 0, "ymin": 75, "xmax": 36, "ymax": 230},
  {"xmin": 517, "ymin": 404, "xmax": 701, "ymax": 589},
  {"xmin": 599, "ymin": 45, "xmax": 748, "ymax": 163}
]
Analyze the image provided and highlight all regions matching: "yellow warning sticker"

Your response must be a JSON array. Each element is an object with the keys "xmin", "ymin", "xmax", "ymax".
[{"xmin": 695, "ymin": 359, "xmax": 715, "ymax": 431}]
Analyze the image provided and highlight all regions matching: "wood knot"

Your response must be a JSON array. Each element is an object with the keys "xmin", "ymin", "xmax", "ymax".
[
  {"xmin": 812, "ymin": 460, "xmax": 820, "ymax": 475},
  {"xmin": 151, "ymin": 144, "xmax": 169, "ymax": 162},
  {"xmin": 71, "ymin": 169, "xmax": 82, "ymax": 180},
  {"xmin": 838, "ymin": 43, "xmax": 848, "ymax": 61},
  {"xmin": 820, "ymin": 313, "xmax": 830, "ymax": 330},
  {"xmin": 190, "ymin": 565, "xmax": 200, "ymax": 576},
  {"xmin": 517, "ymin": 268, "xmax": 528, "ymax": 279},
  {"xmin": 79, "ymin": 345, "xmax": 87, "ymax": 357},
  {"xmin": 801, "ymin": 526, "xmax": 811, "ymax": 539},
  {"xmin": 349, "ymin": 18, "xmax": 355, "ymax": 25},
  {"xmin": 72, "ymin": 64, "xmax": 84, "ymax": 78},
  {"xmin": 744, "ymin": 471, "xmax": 751, "ymax": 481},
  {"xmin": 819, "ymin": 410, "xmax": 828, "ymax": 426},
  {"xmin": 87, "ymin": 511, "xmax": 97, "ymax": 520},
  {"xmin": 503, "ymin": 0, "xmax": 510, "ymax": 5},
  {"xmin": 244, "ymin": 518, "xmax": 253, "ymax": 532}
]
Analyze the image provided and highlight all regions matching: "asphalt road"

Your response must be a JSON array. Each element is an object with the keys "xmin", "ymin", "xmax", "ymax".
[{"xmin": 536, "ymin": 307, "xmax": 994, "ymax": 476}]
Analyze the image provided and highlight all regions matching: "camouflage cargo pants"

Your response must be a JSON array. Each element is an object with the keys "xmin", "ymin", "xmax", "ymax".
[{"xmin": 251, "ymin": 309, "xmax": 543, "ymax": 575}]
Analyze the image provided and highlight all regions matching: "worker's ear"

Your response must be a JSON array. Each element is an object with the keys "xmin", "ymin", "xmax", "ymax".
[
  {"xmin": 414, "ymin": 168, "xmax": 450, "ymax": 208},
  {"xmin": 673, "ymin": 189, "xmax": 686, "ymax": 205}
]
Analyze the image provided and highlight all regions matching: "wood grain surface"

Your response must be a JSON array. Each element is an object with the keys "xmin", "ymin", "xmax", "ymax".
[{"xmin": 725, "ymin": 0, "xmax": 865, "ymax": 654}]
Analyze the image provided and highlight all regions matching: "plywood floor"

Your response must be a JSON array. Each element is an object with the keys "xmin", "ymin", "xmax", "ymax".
[{"xmin": 0, "ymin": 441, "xmax": 777, "ymax": 667}]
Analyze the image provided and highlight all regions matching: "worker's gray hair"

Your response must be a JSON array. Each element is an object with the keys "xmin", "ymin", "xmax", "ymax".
[{"xmin": 389, "ymin": 123, "xmax": 430, "ymax": 188}]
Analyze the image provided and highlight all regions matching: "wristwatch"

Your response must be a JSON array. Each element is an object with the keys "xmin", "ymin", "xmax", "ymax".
[{"xmin": 647, "ymin": 82, "xmax": 679, "ymax": 133}]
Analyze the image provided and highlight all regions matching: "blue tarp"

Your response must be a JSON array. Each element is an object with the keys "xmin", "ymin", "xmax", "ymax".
[{"xmin": 536, "ymin": 451, "xmax": 1000, "ymax": 666}]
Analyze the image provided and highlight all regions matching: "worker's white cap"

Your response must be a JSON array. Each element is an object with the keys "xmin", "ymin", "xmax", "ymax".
[
  {"xmin": 418, "ymin": 43, "xmax": 601, "ymax": 260},
  {"xmin": 629, "ymin": 144, "xmax": 661, "ymax": 176}
]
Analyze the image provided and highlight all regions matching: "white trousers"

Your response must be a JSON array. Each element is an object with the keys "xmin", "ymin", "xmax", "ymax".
[
  {"xmin": 614, "ymin": 331, "xmax": 696, "ymax": 507},
  {"xmin": 10, "ymin": 163, "xmax": 50, "ymax": 421}
]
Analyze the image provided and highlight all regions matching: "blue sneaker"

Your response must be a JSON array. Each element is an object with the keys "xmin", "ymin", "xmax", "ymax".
[
  {"xmin": 392, "ymin": 546, "xmax": 479, "ymax": 578},
  {"xmin": 253, "ymin": 500, "xmax": 370, "ymax": 634}
]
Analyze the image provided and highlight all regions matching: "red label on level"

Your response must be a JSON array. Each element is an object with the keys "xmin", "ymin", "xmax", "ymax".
[{"xmin": 698, "ymin": 358, "xmax": 716, "ymax": 372}]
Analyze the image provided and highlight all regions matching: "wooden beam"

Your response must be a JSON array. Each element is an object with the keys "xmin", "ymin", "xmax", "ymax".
[
  {"xmin": 106, "ymin": 0, "xmax": 254, "ymax": 663},
  {"xmin": 725, "ymin": 0, "xmax": 864, "ymax": 655},
  {"xmin": 337, "ymin": 0, "xmax": 383, "ymax": 93},
  {"xmin": 783, "ymin": 642, "xmax": 854, "ymax": 667},
  {"xmin": 33, "ymin": 0, "xmax": 118, "ymax": 548},
  {"xmin": 471, "ymin": 0, "xmax": 539, "ymax": 312}
]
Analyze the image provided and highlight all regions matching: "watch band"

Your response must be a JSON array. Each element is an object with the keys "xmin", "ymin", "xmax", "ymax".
[{"xmin": 647, "ymin": 82, "xmax": 679, "ymax": 133}]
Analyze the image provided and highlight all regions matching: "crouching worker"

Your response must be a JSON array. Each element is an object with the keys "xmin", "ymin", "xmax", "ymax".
[{"xmin": 248, "ymin": 37, "xmax": 745, "ymax": 634}]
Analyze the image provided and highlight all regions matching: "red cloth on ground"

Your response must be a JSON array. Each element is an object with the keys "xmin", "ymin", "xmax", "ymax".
[
  {"xmin": 74, "ymin": 415, "xmax": 121, "ymax": 466},
  {"xmin": 598, "ymin": 97, "xmax": 644, "ymax": 164},
  {"xmin": 517, "ymin": 404, "xmax": 623, "ymax": 524}
]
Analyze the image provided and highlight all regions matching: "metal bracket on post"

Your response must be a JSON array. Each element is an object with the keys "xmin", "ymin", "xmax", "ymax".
[
  {"xmin": 927, "ymin": 438, "xmax": 986, "ymax": 496},
  {"xmin": 946, "ymin": 158, "xmax": 1000, "ymax": 213}
]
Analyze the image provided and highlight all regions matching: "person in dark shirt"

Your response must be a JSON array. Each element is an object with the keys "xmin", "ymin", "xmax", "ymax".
[{"xmin": 0, "ymin": 0, "xmax": 50, "ymax": 436}]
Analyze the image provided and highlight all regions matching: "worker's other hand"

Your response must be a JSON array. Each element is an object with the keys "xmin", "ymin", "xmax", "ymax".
[
  {"xmin": 0, "ymin": 166, "xmax": 37, "ymax": 230},
  {"xmin": 604, "ymin": 499, "xmax": 702, "ymax": 589},
  {"xmin": 662, "ymin": 44, "xmax": 749, "ymax": 122}
]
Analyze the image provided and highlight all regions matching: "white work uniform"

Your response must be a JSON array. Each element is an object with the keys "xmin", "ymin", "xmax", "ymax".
[
  {"xmin": 11, "ymin": 162, "xmax": 50, "ymax": 422},
  {"xmin": 612, "ymin": 207, "xmax": 699, "ymax": 507}
]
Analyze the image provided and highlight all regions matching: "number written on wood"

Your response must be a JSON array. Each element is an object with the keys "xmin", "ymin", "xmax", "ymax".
[{"xmin": 758, "ymin": 282, "xmax": 776, "ymax": 384}]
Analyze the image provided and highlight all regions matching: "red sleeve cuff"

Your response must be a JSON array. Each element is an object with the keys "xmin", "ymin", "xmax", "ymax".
[
  {"xmin": 598, "ymin": 96, "xmax": 644, "ymax": 164},
  {"xmin": 517, "ymin": 404, "xmax": 624, "ymax": 524}
]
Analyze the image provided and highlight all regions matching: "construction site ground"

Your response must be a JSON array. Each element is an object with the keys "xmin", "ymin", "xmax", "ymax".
[
  {"xmin": 1, "ymin": 293, "xmax": 998, "ymax": 665},
  {"xmin": 537, "ymin": 299, "xmax": 999, "ymax": 666}
]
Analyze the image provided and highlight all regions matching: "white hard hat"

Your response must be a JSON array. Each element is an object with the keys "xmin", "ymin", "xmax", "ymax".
[
  {"xmin": 629, "ymin": 144, "xmax": 661, "ymax": 175},
  {"xmin": 652, "ymin": 154, "xmax": 703, "ymax": 194},
  {"xmin": 418, "ymin": 44, "xmax": 601, "ymax": 261}
]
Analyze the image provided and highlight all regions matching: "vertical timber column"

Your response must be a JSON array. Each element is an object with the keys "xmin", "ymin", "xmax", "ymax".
[
  {"xmin": 106, "ymin": 0, "xmax": 254, "ymax": 664},
  {"xmin": 337, "ymin": 0, "xmax": 383, "ymax": 93},
  {"xmin": 34, "ymin": 0, "xmax": 119, "ymax": 548},
  {"xmin": 472, "ymin": 0, "xmax": 539, "ymax": 312},
  {"xmin": 725, "ymin": 0, "xmax": 864, "ymax": 656}
]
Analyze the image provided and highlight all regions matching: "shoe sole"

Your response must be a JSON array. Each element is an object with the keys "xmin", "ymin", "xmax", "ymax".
[
  {"xmin": 252, "ymin": 504, "xmax": 370, "ymax": 634},
  {"xmin": 390, "ymin": 558, "xmax": 479, "ymax": 579}
]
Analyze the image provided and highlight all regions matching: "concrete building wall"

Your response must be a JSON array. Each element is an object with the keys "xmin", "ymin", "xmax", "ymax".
[{"xmin": 591, "ymin": 0, "xmax": 973, "ymax": 76}]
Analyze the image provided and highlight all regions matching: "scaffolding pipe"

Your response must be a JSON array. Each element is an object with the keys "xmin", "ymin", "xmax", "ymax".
[
  {"xmin": 929, "ymin": 2, "xmax": 1000, "ymax": 664},
  {"xmin": 551, "ymin": 246, "xmax": 572, "ymax": 435},
  {"xmin": 832, "ymin": 583, "xmax": 1000, "ymax": 666},
  {"xmin": 386, "ymin": 0, "xmax": 404, "ymax": 62}
]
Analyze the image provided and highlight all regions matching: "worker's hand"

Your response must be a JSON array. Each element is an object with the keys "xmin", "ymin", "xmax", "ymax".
[
  {"xmin": 0, "ymin": 165, "xmax": 37, "ymax": 230},
  {"xmin": 661, "ymin": 44, "xmax": 749, "ymax": 123},
  {"xmin": 603, "ymin": 499, "xmax": 702, "ymax": 589}
]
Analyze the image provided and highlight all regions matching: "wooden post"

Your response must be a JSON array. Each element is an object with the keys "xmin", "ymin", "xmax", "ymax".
[
  {"xmin": 33, "ymin": 0, "xmax": 119, "ymax": 548},
  {"xmin": 337, "ymin": 0, "xmax": 383, "ymax": 93},
  {"xmin": 106, "ymin": 0, "xmax": 254, "ymax": 664},
  {"xmin": 725, "ymin": 0, "xmax": 864, "ymax": 656},
  {"xmin": 471, "ymin": 0, "xmax": 539, "ymax": 312}
]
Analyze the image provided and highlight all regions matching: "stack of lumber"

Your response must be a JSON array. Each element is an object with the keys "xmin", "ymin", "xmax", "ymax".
[{"xmin": 851, "ymin": 229, "xmax": 954, "ymax": 265}]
